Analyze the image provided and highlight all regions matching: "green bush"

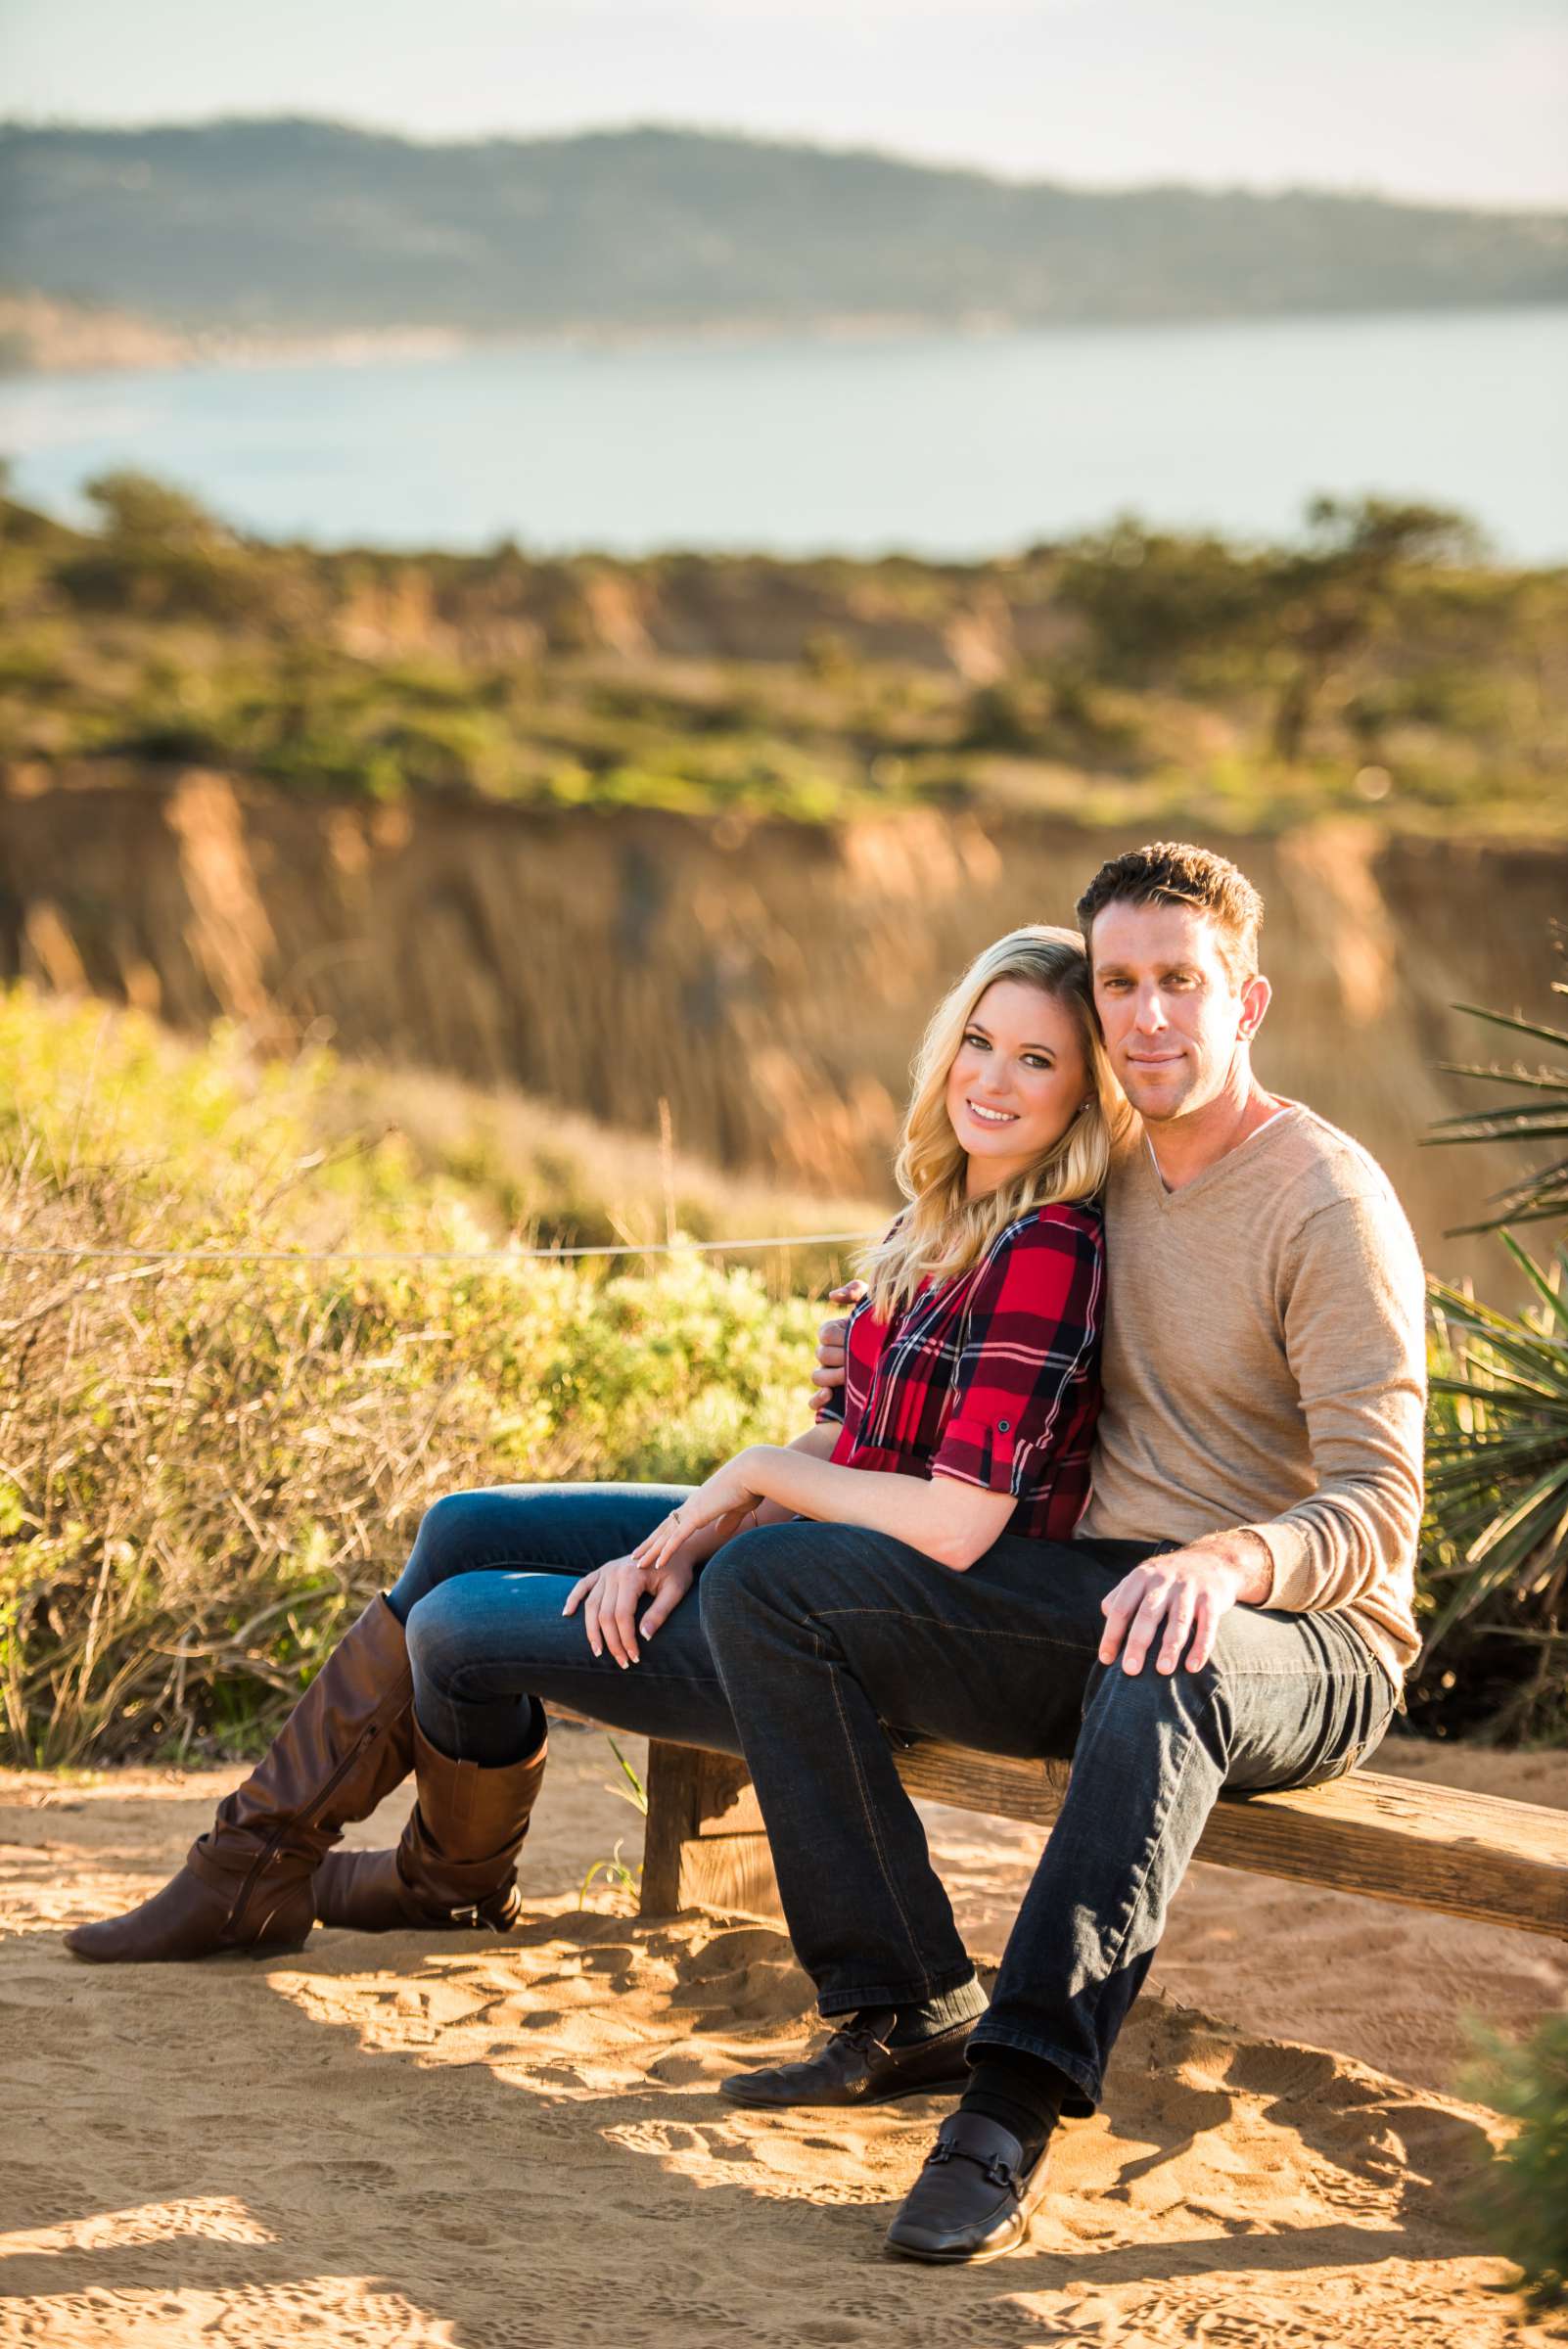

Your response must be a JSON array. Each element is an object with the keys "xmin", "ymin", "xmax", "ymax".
[
  {"xmin": 0, "ymin": 988, "xmax": 832, "ymax": 1764},
  {"xmin": 53, "ymin": 470, "xmax": 289, "ymax": 626},
  {"xmin": 1463, "ymin": 2014, "xmax": 1568, "ymax": 2316}
]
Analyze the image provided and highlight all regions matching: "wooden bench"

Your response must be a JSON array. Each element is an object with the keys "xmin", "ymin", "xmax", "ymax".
[{"xmin": 622, "ymin": 1734, "xmax": 1568, "ymax": 1942}]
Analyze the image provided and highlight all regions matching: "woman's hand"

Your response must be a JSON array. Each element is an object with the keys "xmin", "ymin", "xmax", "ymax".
[
  {"xmin": 562, "ymin": 1551, "xmax": 696, "ymax": 1668},
  {"xmin": 628, "ymin": 1455, "xmax": 767, "ymax": 1581}
]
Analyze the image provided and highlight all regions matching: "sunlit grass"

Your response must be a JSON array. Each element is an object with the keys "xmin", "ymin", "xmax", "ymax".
[{"xmin": 0, "ymin": 987, "xmax": 851, "ymax": 1765}]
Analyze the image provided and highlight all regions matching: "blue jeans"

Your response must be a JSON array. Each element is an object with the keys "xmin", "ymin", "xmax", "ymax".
[
  {"xmin": 697, "ymin": 1519, "xmax": 1396, "ymax": 2114},
  {"xmin": 384, "ymin": 1484, "xmax": 743, "ymax": 1762}
]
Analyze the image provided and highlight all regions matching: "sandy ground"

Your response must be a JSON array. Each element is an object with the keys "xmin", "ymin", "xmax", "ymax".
[{"xmin": 3, "ymin": 1729, "xmax": 1565, "ymax": 2349}]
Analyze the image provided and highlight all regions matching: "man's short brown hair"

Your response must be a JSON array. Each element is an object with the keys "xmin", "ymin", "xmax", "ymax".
[{"xmin": 1075, "ymin": 842, "xmax": 1265, "ymax": 984}]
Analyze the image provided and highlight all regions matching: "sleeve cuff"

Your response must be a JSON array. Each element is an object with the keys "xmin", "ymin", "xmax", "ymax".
[
  {"xmin": 929, "ymin": 1415, "xmax": 1019, "ymax": 1496},
  {"xmin": 1237, "ymin": 1521, "xmax": 1293, "ymax": 1607}
]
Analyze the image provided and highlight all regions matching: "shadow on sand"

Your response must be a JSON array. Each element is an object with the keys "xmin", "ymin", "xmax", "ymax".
[{"xmin": 0, "ymin": 1890, "xmax": 1509, "ymax": 2349}]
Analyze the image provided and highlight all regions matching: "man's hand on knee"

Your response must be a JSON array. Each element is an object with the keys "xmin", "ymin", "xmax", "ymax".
[{"xmin": 1099, "ymin": 1534, "xmax": 1272, "ymax": 1676}]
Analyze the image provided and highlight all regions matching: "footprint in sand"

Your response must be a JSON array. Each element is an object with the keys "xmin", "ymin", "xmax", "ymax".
[
  {"xmin": 669, "ymin": 1944, "xmax": 813, "ymax": 2026},
  {"xmin": 406, "ymin": 2188, "xmax": 502, "ymax": 2246},
  {"xmin": 579, "ymin": 1942, "xmax": 638, "ymax": 1973},
  {"xmin": 271, "ymin": 2157, "xmax": 399, "ymax": 2191},
  {"xmin": 645, "ymin": 2050, "xmax": 721, "ymax": 2087},
  {"xmin": 605, "ymin": 2118, "xmax": 740, "ymax": 2162}
]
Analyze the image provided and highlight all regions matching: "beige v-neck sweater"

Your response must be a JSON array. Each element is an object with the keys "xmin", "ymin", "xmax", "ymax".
[{"xmin": 1078, "ymin": 1104, "xmax": 1428, "ymax": 1689}]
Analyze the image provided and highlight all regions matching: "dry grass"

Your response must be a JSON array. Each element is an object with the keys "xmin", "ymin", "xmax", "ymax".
[{"xmin": 318, "ymin": 1054, "xmax": 887, "ymax": 1300}]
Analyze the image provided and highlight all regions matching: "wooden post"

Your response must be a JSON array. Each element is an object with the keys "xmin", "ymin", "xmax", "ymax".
[{"xmin": 638, "ymin": 1739, "xmax": 783, "ymax": 1920}]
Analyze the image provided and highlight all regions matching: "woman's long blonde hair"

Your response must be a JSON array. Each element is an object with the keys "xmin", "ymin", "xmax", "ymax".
[{"xmin": 860, "ymin": 925, "xmax": 1128, "ymax": 1319}]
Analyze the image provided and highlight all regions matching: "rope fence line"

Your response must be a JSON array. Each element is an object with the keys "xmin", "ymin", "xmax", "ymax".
[{"xmin": 1, "ymin": 1229, "xmax": 876, "ymax": 1267}]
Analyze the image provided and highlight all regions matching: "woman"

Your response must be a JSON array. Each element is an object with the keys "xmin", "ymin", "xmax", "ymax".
[{"xmin": 67, "ymin": 924, "xmax": 1125, "ymax": 1965}]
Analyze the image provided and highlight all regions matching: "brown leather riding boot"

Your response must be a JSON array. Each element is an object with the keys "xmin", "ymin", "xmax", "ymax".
[
  {"xmin": 313, "ymin": 1715, "xmax": 547, "ymax": 1933},
  {"xmin": 65, "ymin": 1596, "xmax": 415, "ymax": 1963}
]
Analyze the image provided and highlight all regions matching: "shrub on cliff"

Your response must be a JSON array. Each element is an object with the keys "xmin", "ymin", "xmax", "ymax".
[{"xmin": 53, "ymin": 470, "xmax": 295, "ymax": 626}]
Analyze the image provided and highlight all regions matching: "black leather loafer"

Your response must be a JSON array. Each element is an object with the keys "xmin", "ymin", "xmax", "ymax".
[
  {"xmin": 884, "ymin": 2111, "xmax": 1049, "ymax": 2264},
  {"xmin": 720, "ymin": 2013, "xmax": 976, "ymax": 2108}
]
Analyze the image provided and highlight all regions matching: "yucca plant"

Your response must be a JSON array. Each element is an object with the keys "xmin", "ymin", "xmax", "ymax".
[
  {"xmin": 1422, "ymin": 1238, "xmax": 1568, "ymax": 1733},
  {"xmin": 1424, "ymin": 938, "xmax": 1568, "ymax": 1235},
  {"xmin": 1415, "ymin": 935, "xmax": 1568, "ymax": 1738}
]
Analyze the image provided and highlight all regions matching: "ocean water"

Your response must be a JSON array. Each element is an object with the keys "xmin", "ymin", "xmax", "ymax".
[{"xmin": 1, "ymin": 303, "xmax": 1564, "ymax": 561}]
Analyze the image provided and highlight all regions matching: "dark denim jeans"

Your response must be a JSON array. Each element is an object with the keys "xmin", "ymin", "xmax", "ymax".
[
  {"xmin": 384, "ymin": 1485, "xmax": 1394, "ymax": 2117},
  {"xmin": 697, "ymin": 1519, "xmax": 1396, "ymax": 2114},
  {"xmin": 384, "ymin": 1484, "xmax": 742, "ymax": 1762}
]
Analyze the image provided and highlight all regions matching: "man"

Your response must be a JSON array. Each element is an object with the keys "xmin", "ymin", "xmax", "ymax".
[{"xmin": 696, "ymin": 841, "xmax": 1425, "ymax": 2265}]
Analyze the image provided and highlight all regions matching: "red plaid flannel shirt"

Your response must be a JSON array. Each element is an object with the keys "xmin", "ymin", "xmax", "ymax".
[{"xmin": 819, "ymin": 1202, "xmax": 1105, "ymax": 1543}]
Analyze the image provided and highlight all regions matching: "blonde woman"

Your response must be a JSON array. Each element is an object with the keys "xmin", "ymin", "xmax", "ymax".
[{"xmin": 68, "ymin": 925, "xmax": 1124, "ymax": 1970}]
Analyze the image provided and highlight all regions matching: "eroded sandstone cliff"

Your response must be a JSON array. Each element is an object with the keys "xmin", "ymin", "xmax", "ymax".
[{"xmin": 4, "ymin": 766, "xmax": 1560, "ymax": 1284}]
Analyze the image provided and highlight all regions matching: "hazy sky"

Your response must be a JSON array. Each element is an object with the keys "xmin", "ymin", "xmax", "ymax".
[{"xmin": 4, "ymin": 0, "xmax": 1565, "ymax": 209}]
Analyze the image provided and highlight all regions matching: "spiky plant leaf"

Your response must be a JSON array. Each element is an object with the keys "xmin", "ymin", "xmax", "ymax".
[
  {"xmin": 1425, "ymin": 958, "xmax": 1568, "ymax": 1234},
  {"xmin": 1422, "ymin": 1239, "xmax": 1568, "ymax": 1671}
]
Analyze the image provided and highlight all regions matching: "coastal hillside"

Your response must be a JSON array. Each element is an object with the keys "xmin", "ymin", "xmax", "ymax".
[
  {"xmin": 2, "ymin": 119, "xmax": 1564, "ymax": 359},
  {"xmin": 3, "ymin": 486, "xmax": 1563, "ymax": 1284}
]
